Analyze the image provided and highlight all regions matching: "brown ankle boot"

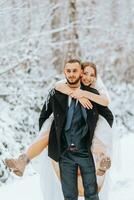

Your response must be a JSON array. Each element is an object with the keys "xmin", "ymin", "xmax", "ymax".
[
  {"xmin": 5, "ymin": 154, "xmax": 30, "ymax": 177},
  {"xmin": 96, "ymin": 153, "xmax": 111, "ymax": 176}
]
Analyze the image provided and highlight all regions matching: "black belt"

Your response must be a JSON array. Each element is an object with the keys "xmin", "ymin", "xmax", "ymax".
[{"xmin": 67, "ymin": 144, "xmax": 78, "ymax": 152}]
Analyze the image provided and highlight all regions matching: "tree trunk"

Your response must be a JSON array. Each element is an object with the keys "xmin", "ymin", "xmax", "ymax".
[
  {"xmin": 50, "ymin": 0, "xmax": 81, "ymax": 72},
  {"xmin": 66, "ymin": 0, "xmax": 81, "ymax": 60}
]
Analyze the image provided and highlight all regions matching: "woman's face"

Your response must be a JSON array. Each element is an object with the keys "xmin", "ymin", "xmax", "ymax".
[{"xmin": 81, "ymin": 66, "xmax": 96, "ymax": 86}]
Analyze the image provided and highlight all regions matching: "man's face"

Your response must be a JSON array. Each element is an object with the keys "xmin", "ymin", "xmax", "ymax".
[
  {"xmin": 64, "ymin": 62, "xmax": 82, "ymax": 85},
  {"xmin": 81, "ymin": 66, "xmax": 96, "ymax": 86}
]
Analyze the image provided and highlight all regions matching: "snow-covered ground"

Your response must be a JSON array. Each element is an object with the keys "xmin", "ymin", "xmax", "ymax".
[
  {"xmin": 0, "ymin": 174, "xmax": 44, "ymax": 200},
  {"xmin": 0, "ymin": 133, "xmax": 134, "ymax": 200}
]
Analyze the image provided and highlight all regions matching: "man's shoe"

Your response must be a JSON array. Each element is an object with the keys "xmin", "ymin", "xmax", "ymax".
[{"xmin": 4, "ymin": 154, "xmax": 30, "ymax": 177}]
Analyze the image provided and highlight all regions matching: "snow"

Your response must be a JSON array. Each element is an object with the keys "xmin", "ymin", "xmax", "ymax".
[
  {"xmin": 0, "ymin": 0, "xmax": 134, "ymax": 199},
  {"xmin": 0, "ymin": 174, "xmax": 44, "ymax": 200},
  {"xmin": 107, "ymin": 133, "xmax": 134, "ymax": 200}
]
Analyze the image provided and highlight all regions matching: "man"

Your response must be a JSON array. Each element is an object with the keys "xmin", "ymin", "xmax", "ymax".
[{"xmin": 39, "ymin": 59, "xmax": 113, "ymax": 200}]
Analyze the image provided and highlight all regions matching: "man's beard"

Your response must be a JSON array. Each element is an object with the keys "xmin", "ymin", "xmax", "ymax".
[{"xmin": 66, "ymin": 76, "xmax": 81, "ymax": 85}]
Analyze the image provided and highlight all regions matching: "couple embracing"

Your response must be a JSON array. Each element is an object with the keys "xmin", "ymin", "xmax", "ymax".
[{"xmin": 5, "ymin": 59, "xmax": 114, "ymax": 200}]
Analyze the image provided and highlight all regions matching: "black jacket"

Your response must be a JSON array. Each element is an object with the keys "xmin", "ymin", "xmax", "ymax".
[{"xmin": 39, "ymin": 85, "xmax": 114, "ymax": 161}]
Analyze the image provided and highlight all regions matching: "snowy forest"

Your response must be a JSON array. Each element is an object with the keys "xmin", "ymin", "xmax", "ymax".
[{"xmin": 0, "ymin": 0, "xmax": 134, "ymax": 188}]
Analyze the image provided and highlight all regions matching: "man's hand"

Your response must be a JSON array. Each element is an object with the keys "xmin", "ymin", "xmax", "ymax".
[{"xmin": 78, "ymin": 97, "xmax": 93, "ymax": 109}]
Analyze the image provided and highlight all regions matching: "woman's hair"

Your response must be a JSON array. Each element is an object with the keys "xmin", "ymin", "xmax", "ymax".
[{"xmin": 81, "ymin": 62, "xmax": 97, "ymax": 77}]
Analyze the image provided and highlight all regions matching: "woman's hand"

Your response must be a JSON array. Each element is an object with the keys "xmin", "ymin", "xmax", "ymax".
[
  {"xmin": 78, "ymin": 97, "xmax": 93, "ymax": 109},
  {"xmin": 70, "ymin": 89, "xmax": 84, "ymax": 99}
]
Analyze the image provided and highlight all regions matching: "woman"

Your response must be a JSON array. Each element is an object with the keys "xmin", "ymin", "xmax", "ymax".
[{"xmin": 5, "ymin": 62, "xmax": 113, "ymax": 197}]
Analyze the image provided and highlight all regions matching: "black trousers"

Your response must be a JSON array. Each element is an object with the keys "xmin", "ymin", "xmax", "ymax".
[{"xmin": 59, "ymin": 150, "xmax": 99, "ymax": 200}]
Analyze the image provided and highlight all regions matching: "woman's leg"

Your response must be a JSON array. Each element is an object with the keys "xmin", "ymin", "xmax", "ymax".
[
  {"xmin": 92, "ymin": 137, "xmax": 111, "ymax": 192},
  {"xmin": 5, "ymin": 130, "xmax": 50, "ymax": 176},
  {"xmin": 97, "ymin": 175, "xmax": 105, "ymax": 192},
  {"xmin": 92, "ymin": 137, "xmax": 106, "ymax": 155},
  {"xmin": 26, "ymin": 130, "xmax": 49, "ymax": 160}
]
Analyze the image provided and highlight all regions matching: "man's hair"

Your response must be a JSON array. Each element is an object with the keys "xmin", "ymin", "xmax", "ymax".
[
  {"xmin": 81, "ymin": 61, "xmax": 97, "ymax": 77},
  {"xmin": 64, "ymin": 59, "xmax": 81, "ymax": 68}
]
